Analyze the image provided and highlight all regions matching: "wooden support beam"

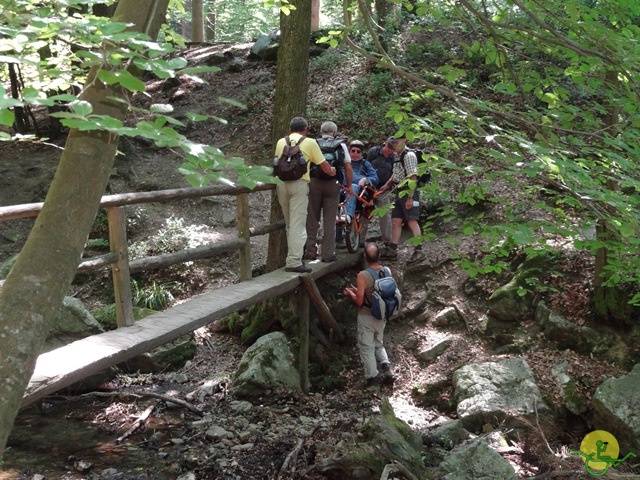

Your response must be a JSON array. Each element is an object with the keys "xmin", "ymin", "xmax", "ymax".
[
  {"xmin": 108, "ymin": 206, "xmax": 134, "ymax": 327},
  {"xmin": 300, "ymin": 276, "xmax": 344, "ymax": 343},
  {"xmin": 299, "ymin": 290, "xmax": 310, "ymax": 393},
  {"xmin": 236, "ymin": 192, "xmax": 251, "ymax": 281}
]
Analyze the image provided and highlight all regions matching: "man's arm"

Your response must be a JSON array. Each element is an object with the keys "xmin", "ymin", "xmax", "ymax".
[
  {"xmin": 402, "ymin": 151, "xmax": 419, "ymax": 209},
  {"xmin": 320, "ymin": 160, "xmax": 337, "ymax": 177},
  {"xmin": 341, "ymin": 143, "xmax": 353, "ymax": 186},
  {"xmin": 304, "ymin": 139, "xmax": 336, "ymax": 177},
  {"xmin": 365, "ymin": 161, "xmax": 378, "ymax": 187},
  {"xmin": 343, "ymin": 271, "xmax": 367, "ymax": 307},
  {"xmin": 344, "ymin": 162, "xmax": 353, "ymax": 187}
]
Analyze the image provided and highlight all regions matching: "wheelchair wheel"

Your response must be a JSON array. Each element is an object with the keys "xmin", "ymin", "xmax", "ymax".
[{"xmin": 345, "ymin": 219, "xmax": 360, "ymax": 253}]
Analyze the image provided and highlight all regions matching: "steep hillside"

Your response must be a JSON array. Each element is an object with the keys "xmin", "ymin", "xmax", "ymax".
[{"xmin": 2, "ymin": 36, "xmax": 638, "ymax": 480}]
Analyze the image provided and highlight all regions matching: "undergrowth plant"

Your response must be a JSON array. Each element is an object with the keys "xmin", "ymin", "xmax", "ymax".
[
  {"xmin": 132, "ymin": 279, "xmax": 177, "ymax": 310},
  {"xmin": 128, "ymin": 216, "xmax": 210, "ymax": 258}
]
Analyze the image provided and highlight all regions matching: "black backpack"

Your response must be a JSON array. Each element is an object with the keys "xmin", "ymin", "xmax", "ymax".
[
  {"xmin": 398, "ymin": 148, "xmax": 432, "ymax": 187},
  {"xmin": 367, "ymin": 145, "xmax": 394, "ymax": 187},
  {"xmin": 311, "ymin": 137, "xmax": 345, "ymax": 183},
  {"xmin": 273, "ymin": 135, "xmax": 308, "ymax": 181}
]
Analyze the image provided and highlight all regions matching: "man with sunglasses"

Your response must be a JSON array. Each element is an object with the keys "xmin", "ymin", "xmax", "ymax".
[{"xmin": 342, "ymin": 140, "xmax": 378, "ymax": 234}]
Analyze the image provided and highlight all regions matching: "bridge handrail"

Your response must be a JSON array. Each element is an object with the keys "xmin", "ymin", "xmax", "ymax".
[
  {"xmin": 0, "ymin": 183, "xmax": 276, "ymax": 221},
  {"xmin": 0, "ymin": 182, "xmax": 281, "ymax": 328}
]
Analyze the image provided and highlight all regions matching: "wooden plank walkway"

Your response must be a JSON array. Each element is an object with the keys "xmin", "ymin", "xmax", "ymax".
[{"xmin": 22, "ymin": 254, "xmax": 361, "ymax": 407}]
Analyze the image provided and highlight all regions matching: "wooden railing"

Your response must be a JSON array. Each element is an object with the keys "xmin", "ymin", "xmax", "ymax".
[{"xmin": 0, "ymin": 183, "xmax": 282, "ymax": 328}]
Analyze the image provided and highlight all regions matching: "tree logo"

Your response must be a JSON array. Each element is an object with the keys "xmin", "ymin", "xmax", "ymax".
[{"xmin": 571, "ymin": 430, "xmax": 636, "ymax": 476}]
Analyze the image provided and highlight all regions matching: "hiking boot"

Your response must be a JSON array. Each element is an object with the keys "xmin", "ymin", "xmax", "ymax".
[
  {"xmin": 285, "ymin": 264, "xmax": 312, "ymax": 273},
  {"xmin": 321, "ymin": 255, "xmax": 338, "ymax": 263},
  {"xmin": 380, "ymin": 244, "xmax": 397, "ymax": 260},
  {"xmin": 407, "ymin": 248, "xmax": 425, "ymax": 264},
  {"xmin": 379, "ymin": 363, "xmax": 396, "ymax": 385},
  {"xmin": 364, "ymin": 375, "xmax": 381, "ymax": 391}
]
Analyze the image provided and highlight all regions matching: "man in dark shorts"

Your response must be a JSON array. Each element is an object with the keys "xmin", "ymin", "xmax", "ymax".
[{"xmin": 380, "ymin": 137, "xmax": 425, "ymax": 264}]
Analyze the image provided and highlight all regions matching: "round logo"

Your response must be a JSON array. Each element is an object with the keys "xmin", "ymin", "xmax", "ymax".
[{"xmin": 578, "ymin": 430, "xmax": 620, "ymax": 473}]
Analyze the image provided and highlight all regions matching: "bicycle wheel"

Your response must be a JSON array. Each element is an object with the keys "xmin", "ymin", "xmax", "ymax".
[{"xmin": 345, "ymin": 216, "xmax": 361, "ymax": 253}]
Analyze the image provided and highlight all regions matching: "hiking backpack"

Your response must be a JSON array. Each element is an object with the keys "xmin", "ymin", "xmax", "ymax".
[
  {"xmin": 311, "ymin": 137, "xmax": 346, "ymax": 183},
  {"xmin": 273, "ymin": 135, "xmax": 308, "ymax": 181},
  {"xmin": 366, "ymin": 266, "xmax": 402, "ymax": 321},
  {"xmin": 367, "ymin": 145, "xmax": 394, "ymax": 188},
  {"xmin": 398, "ymin": 148, "xmax": 432, "ymax": 187}
]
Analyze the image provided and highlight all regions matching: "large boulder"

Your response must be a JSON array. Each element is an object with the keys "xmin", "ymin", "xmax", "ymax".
[
  {"xmin": 592, "ymin": 364, "xmax": 640, "ymax": 451},
  {"xmin": 317, "ymin": 397, "xmax": 428, "ymax": 479},
  {"xmin": 0, "ymin": 253, "xmax": 18, "ymax": 278},
  {"xmin": 44, "ymin": 296, "xmax": 105, "ymax": 353},
  {"xmin": 535, "ymin": 302, "xmax": 617, "ymax": 355},
  {"xmin": 120, "ymin": 334, "xmax": 197, "ymax": 373},
  {"xmin": 249, "ymin": 32, "xmax": 279, "ymax": 61},
  {"xmin": 453, "ymin": 357, "xmax": 550, "ymax": 431},
  {"xmin": 232, "ymin": 332, "xmax": 300, "ymax": 398},
  {"xmin": 439, "ymin": 438, "xmax": 517, "ymax": 480},
  {"xmin": 487, "ymin": 255, "xmax": 554, "ymax": 323}
]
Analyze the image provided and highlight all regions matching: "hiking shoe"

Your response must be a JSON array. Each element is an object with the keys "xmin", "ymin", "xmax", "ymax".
[
  {"xmin": 364, "ymin": 375, "xmax": 381, "ymax": 391},
  {"xmin": 407, "ymin": 249, "xmax": 425, "ymax": 264},
  {"xmin": 380, "ymin": 246, "xmax": 397, "ymax": 260},
  {"xmin": 321, "ymin": 255, "xmax": 338, "ymax": 262},
  {"xmin": 379, "ymin": 363, "xmax": 396, "ymax": 385},
  {"xmin": 302, "ymin": 253, "xmax": 317, "ymax": 261},
  {"xmin": 285, "ymin": 264, "xmax": 312, "ymax": 273}
]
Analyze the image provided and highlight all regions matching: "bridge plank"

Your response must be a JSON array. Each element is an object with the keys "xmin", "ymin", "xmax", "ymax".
[{"xmin": 22, "ymin": 254, "xmax": 361, "ymax": 407}]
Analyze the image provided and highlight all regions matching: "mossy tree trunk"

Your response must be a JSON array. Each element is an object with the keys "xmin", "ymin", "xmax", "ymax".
[
  {"xmin": 0, "ymin": 0, "xmax": 170, "ymax": 460},
  {"xmin": 266, "ymin": 0, "xmax": 312, "ymax": 272},
  {"xmin": 593, "ymin": 70, "xmax": 632, "ymax": 324}
]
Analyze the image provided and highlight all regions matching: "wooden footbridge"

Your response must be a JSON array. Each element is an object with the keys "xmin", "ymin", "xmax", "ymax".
[
  {"xmin": 0, "ymin": 183, "xmax": 364, "ymax": 408},
  {"xmin": 22, "ymin": 254, "xmax": 360, "ymax": 407}
]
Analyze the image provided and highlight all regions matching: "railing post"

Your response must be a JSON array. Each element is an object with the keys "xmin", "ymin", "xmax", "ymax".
[
  {"xmin": 236, "ymin": 192, "xmax": 252, "ymax": 281},
  {"xmin": 108, "ymin": 206, "xmax": 134, "ymax": 327}
]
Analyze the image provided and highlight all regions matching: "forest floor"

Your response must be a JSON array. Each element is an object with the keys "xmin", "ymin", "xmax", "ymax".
[{"xmin": 0, "ymin": 42, "xmax": 637, "ymax": 480}]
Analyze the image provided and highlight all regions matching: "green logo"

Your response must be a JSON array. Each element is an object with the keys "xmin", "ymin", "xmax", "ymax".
[{"xmin": 571, "ymin": 430, "xmax": 636, "ymax": 476}]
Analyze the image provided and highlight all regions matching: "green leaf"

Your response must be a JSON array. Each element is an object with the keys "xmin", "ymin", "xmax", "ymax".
[
  {"xmin": 0, "ymin": 109, "xmax": 15, "ymax": 126},
  {"xmin": 218, "ymin": 97, "xmax": 246, "ymax": 109},
  {"xmin": 98, "ymin": 69, "xmax": 146, "ymax": 92},
  {"xmin": 70, "ymin": 100, "xmax": 93, "ymax": 116}
]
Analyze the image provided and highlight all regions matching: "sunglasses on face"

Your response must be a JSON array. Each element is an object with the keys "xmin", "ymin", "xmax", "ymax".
[{"xmin": 350, "ymin": 148, "xmax": 362, "ymax": 153}]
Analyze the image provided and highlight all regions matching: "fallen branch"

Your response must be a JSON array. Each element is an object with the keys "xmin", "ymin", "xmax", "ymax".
[
  {"xmin": 380, "ymin": 460, "xmax": 421, "ymax": 480},
  {"xmin": 534, "ymin": 398, "xmax": 554, "ymax": 456},
  {"xmin": 82, "ymin": 389, "xmax": 204, "ymax": 417},
  {"xmin": 276, "ymin": 437, "xmax": 305, "ymax": 479},
  {"xmin": 276, "ymin": 426, "xmax": 319, "ymax": 479},
  {"xmin": 116, "ymin": 400, "xmax": 157, "ymax": 444}
]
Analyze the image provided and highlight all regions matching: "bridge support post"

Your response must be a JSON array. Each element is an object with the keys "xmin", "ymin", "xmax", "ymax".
[
  {"xmin": 108, "ymin": 206, "xmax": 134, "ymax": 327},
  {"xmin": 299, "ymin": 290, "xmax": 310, "ymax": 393},
  {"xmin": 236, "ymin": 192, "xmax": 252, "ymax": 281}
]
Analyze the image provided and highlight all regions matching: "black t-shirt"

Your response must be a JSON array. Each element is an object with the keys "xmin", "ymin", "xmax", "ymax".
[{"xmin": 366, "ymin": 145, "xmax": 395, "ymax": 187}]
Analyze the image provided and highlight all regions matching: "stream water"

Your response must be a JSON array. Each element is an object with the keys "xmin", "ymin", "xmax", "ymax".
[{"xmin": 2, "ymin": 399, "xmax": 183, "ymax": 480}]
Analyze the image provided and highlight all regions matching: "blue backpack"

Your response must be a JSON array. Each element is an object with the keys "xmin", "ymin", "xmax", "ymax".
[{"xmin": 366, "ymin": 267, "xmax": 402, "ymax": 321}]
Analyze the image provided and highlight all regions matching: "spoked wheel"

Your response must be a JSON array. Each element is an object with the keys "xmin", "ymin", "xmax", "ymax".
[{"xmin": 345, "ymin": 218, "xmax": 360, "ymax": 253}]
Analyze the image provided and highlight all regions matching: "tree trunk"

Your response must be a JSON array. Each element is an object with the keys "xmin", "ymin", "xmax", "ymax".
[
  {"xmin": 192, "ymin": 0, "xmax": 205, "ymax": 42},
  {"xmin": 0, "ymin": 0, "xmax": 170, "ymax": 460},
  {"xmin": 593, "ymin": 70, "xmax": 631, "ymax": 323},
  {"xmin": 311, "ymin": 0, "xmax": 320, "ymax": 31},
  {"xmin": 206, "ymin": 5, "xmax": 216, "ymax": 41},
  {"xmin": 182, "ymin": 0, "xmax": 192, "ymax": 39},
  {"xmin": 266, "ymin": 0, "xmax": 312, "ymax": 272}
]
